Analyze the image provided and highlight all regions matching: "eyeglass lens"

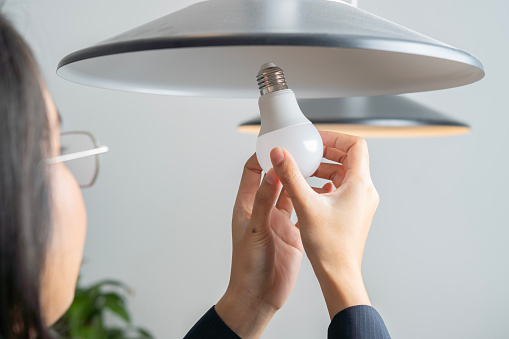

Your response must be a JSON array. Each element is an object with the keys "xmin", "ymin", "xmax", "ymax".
[{"xmin": 60, "ymin": 133, "xmax": 99, "ymax": 187}]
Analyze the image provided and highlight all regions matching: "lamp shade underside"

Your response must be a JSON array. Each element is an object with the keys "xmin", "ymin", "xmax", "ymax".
[{"xmin": 57, "ymin": 0, "xmax": 484, "ymax": 98}]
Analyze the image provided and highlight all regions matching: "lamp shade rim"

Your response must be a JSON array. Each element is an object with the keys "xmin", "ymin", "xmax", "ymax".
[
  {"xmin": 240, "ymin": 117, "xmax": 470, "ymax": 128},
  {"xmin": 57, "ymin": 33, "xmax": 484, "ymax": 75}
]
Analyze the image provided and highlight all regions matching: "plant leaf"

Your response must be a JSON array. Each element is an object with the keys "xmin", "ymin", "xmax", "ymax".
[
  {"xmin": 87, "ymin": 279, "xmax": 131, "ymax": 295},
  {"xmin": 136, "ymin": 327, "xmax": 155, "ymax": 339},
  {"xmin": 67, "ymin": 294, "xmax": 99, "ymax": 334},
  {"xmin": 105, "ymin": 327, "xmax": 125, "ymax": 339},
  {"xmin": 103, "ymin": 293, "xmax": 131, "ymax": 323},
  {"xmin": 88, "ymin": 315, "xmax": 106, "ymax": 339}
]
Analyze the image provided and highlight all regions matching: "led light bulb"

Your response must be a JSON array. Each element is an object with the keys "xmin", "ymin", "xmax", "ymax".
[{"xmin": 255, "ymin": 63, "xmax": 323, "ymax": 178}]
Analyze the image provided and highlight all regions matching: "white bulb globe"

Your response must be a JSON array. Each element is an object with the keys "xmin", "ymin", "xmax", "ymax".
[
  {"xmin": 256, "ymin": 122, "xmax": 323, "ymax": 178},
  {"xmin": 255, "ymin": 88, "xmax": 323, "ymax": 178}
]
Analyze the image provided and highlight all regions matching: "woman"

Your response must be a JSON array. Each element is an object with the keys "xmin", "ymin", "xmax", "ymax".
[{"xmin": 0, "ymin": 11, "xmax": 389, "ymax": 339}]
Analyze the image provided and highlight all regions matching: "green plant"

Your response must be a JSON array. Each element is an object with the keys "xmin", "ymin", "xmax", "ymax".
[{"xmin": 52, "ymin": 279, "xmax": 154, "ymax": 339}]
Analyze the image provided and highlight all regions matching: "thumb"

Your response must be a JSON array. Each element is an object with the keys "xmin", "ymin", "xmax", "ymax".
[{"xmin": 270, "ymin": 147, "xmax": 314, "ymax": 212}]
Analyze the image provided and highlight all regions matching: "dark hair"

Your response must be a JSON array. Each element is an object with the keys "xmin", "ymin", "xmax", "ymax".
[{"xmin": 0, "ymin": 12, "xmax": 52, "ymax": 339}]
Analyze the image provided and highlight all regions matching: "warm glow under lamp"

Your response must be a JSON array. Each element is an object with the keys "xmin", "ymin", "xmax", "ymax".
[{"xmin": 57, "ymin": 0, "xmax": 484, "ymax": 98}]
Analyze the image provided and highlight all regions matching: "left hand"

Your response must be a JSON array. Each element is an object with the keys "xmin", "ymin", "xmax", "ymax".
[{"xmin": 215, "ymin": 154, "xmax": 331, "ymax": 338}]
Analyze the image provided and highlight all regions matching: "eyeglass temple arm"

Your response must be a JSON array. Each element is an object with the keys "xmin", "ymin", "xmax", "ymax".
[{"xmin": 46, "ymin": 146, "xmax": 110, "ymax": 165}]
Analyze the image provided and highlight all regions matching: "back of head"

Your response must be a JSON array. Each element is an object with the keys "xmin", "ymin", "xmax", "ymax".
[{"xmin": 0, "ymin": 7, "xmax": 52, "ymax": 339}]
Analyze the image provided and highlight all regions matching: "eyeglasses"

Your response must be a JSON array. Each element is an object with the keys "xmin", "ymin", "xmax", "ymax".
[{"xmin": 46, "ymin": 131, "xmax": 109, "ymax": 188}]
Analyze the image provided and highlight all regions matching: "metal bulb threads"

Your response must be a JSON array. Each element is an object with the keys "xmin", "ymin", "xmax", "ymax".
[{"xmin": 257, "ymin": 62, "xmax": 288, "ymax": 95}]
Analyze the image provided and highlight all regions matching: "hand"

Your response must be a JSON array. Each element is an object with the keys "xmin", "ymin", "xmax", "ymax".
[
  {"xmin": 215, "ymin": 154, "xmax": 332, "ymax": 338},
  {"xmin": 269, "ymin": 131, "xmax": 380, "ymax": 319}
]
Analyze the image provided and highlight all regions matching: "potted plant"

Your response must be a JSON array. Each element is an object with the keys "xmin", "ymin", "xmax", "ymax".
[{"xmin": 52, "ymin": 278, "xmax": 154, "ymax": 339}]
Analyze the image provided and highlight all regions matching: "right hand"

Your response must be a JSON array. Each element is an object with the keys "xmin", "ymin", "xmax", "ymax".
[{"xmin": 269, "ymin": 131, "xmax": 380, "ymax": 319}]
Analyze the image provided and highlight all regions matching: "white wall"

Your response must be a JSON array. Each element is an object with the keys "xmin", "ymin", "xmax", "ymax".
[{"xmin": 4, "ymin": 0, "xmax": 509, "ymax": 337}]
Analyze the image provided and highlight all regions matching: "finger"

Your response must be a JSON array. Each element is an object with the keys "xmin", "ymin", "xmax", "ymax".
[
  {"xmin": 249, "ymin": 168, "xmax": 282, "ymax": 231},
  {"xmin": 234, "ymin": 153, "xmax": 263, "ymax": 215},
  {"xmin": 323, "ymin": 182, "xmax": 335, "ymax": 193},
  {"xmin": 318, "ymin": 130, "xmax": 370, "ymax": 177},
  {"xmin": 312, "ymin": 162, "xmax": 346, "ymax": 188},
  {"xmin": 311, "ymin": 187, "xmax": 328, "ymax": 194},
  {"xmin": 276, "ymin": 188, "xmax": 293, "ymax": 217},
  {"xmin": 323, "ymin": 146, "xmax": 346, "ymax": 164},
  {"xmin": 270, "ymin": 147, "xmax": 315, "ymax": 212},
  {"xmin": 311, "ymin": 182, "xmax": 335, "ymax": 194},
  {"xmin": 269, "ymin": 210, "xmax": 304, "ymax": 252}
]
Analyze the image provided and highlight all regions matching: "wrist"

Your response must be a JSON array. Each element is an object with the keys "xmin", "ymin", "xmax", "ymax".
[
  {"xmin": 215, "ymin": 288, "xmax": 277, "ymax": 339},
  {"xmin": 312, "ymin": 261, "xmax": 371, "ymax": 319}
]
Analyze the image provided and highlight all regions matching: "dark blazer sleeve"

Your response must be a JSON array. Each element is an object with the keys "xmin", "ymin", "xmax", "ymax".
[
  {"xmin": 183, "ymin": 306, "xmax": 240, "ymax": 339},
  {"xmin": 328, "ymin": 305, "xmax": 390, "ymax": 339},
  {"xmin": 185, "ymin": 304, "xmax": 389, "ymax": 339}
]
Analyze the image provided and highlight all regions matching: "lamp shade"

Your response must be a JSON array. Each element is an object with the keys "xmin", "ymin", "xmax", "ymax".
[
  {"xmin": 238, "ymin": 96, "xmax": 470, "ymax": 138},
  {"xmin": 57, "ymin": 0, "xmax": 484, "ymax": 98}
]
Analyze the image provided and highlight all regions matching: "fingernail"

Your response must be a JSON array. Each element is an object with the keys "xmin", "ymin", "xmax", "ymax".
[
  {"xmin": 270, "ymin": 147, "xmax": 285, "ymax": 166},
  {"xmin": 265, "ymin": 169, "xmax": 279, "ymax": 185}
]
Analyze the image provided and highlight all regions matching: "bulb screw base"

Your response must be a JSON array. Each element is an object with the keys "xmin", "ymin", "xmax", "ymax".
[{"xmin": 257, "ymin": 63, "xmax": 288, "ymax": 96}]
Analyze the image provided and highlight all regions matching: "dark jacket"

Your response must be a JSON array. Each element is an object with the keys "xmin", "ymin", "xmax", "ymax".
[{"xmin": 184, "ymin": 305, "xmax": 390, "ymax": 338}]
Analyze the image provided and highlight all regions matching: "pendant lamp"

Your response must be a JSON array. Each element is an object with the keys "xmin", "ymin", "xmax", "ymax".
[
  {"xmin": 57, "ymin": 0, "xmax": 484, "ymax": 98},
  {"xmin": 238, "ymin": 96, "xmax": 470, "ymax": 138}
]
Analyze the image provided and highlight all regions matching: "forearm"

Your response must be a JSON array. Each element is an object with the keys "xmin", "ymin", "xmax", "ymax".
[
  {"xmin": 313, "ymin": 263, "xmax": 371, "ymax": 319},
  {"xmin": 215, "ymin": 289, "xmax": 276, "ymax": 338}
]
